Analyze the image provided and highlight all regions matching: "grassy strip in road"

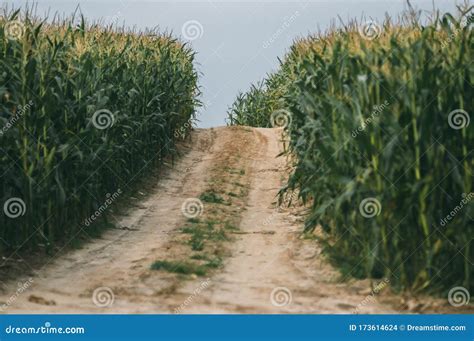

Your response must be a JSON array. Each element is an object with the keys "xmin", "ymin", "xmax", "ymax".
[{"xmin": 151, "ymin": 129, "xmax": 253, "ymax": 279}]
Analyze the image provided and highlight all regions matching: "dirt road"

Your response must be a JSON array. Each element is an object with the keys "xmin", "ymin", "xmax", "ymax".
[{"xmin": 0, "ymin": 127, "xmax": 455, "ymax": 313}]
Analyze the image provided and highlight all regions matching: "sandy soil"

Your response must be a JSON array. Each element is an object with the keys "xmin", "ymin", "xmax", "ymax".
[{"xmin": 0, "ymin": 127, "xmax": 467, "ymax": 314}]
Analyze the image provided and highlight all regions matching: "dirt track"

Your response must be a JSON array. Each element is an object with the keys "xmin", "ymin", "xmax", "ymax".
[{"xmin": 0, "ymin": 127, "xmax": 460, "ymax": 314}]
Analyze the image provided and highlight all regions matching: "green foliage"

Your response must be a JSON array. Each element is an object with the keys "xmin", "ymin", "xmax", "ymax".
[
  {"xmin": 152, "ymin": 256, "xmax": 222, "ymax": 276},
  {"xmin": 0, "ymin": 10, "xmax": 200, "ymax": 253},
  {"xmin": 226, "ymin": 70, "xmax": 290, "ymax": 126},
  {"xmin": 228, "ymin": 9, "xmax": 474, "ymax": 293},
  {"xmin": 151, "ymin": 260, "xmax": 207, "ymax": 276},
  {"xmin": 199, "ymin": 190, "xmax": 225, "ymax": 204}
]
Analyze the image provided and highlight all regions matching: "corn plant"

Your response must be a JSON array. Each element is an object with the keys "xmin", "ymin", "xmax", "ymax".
[
  {"xmin": 0, "ymin": 9, "xmax": 200, "ymax": 253},
  {"xmin": 228, "ymin": 8, "xmax": 473, "ymax": 294}
]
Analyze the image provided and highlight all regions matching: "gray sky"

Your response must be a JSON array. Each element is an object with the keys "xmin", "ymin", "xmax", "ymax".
[{"xmin": 10, "ymin": 1, "xmax": 459, "ymax": 127}]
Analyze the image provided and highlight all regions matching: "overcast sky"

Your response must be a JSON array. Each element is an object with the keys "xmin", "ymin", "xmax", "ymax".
[{"xmin": 8, "ymin": 1, "xmax": 460, "ymax": 127}]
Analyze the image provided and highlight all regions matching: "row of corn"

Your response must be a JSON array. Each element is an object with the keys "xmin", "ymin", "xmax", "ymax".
[
  {"xmin": 228, "ymin": 9, "xmax": 473, "ymax": 293},
  {"xmin": 0, "ymin": 10, "xmax": 200, "ymax": 253}
]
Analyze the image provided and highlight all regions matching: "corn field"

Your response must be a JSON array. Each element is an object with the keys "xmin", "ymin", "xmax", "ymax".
[
  {"xmin": 228, "ymin": 8, "xmax": 473, "ymax": 293},
  {"xmin": 0, "ymin": 10, "xmax": 199, "ymax": 253}
]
